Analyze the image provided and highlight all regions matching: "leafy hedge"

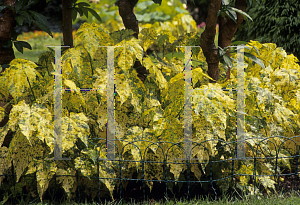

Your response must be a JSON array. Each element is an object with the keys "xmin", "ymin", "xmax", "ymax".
[
  {"xmin": 0, "ymin": 21, "xmax": 300, "ymax": 202},
  {"xmin": 234, "ymin": 0, "xmax": 300, "ymax": 60}
]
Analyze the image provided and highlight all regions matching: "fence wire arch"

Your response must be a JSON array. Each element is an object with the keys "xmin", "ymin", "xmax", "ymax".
[{"xmin": 2, "ymin": 136, "xmax": 299, "ymax": 204}]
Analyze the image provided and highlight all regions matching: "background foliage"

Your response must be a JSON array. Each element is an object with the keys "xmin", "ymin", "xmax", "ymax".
[{"xmin": 234, "ymin": 0, "xmax": 300, "ymax": 60}]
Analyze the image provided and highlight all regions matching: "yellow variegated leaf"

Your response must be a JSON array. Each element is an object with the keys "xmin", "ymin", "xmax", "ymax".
[
  {"xmin": 74, "ymin": 157, "xmax": 95, "ymax": 180},
  {"xmin": 115, "ymin": 40, "xmax": 144, "ymax": 76},
  {"xmin": 60, "ymin": 112, "xmax": 89, "ymax": 153},
  {"xmin": 192, "ymin": 67, "xmax": 213, "ymax": 87},
  {"xmin": 69, "ymin": 112, "xmax": 89, "ymax": 147},
  {"xmin": 34, "ymin": 160, "xmax": 57, "ymax": 201},
  {"xmin": 123, "ymin": 127, "xmax": 158, "ymax": 166},
  {"xmin": 63, "ymin": 79, "xmax": 87, "ymax": 107},
  {"xmin": 162, "ymin": 72, "xmax": 186, "ymax": 117},
  {"xmin": 74, "ymin": 23, "xmax": 113, "ymax": 59},
  {"xmin": 0, "ymin": 147, "xmax": 9, "ymax": 185},
  {"xmin": 140, "ymin": 27, "xmax": 158, "ymax": 51},
  {"xmin": 8, "ymin": 132, "xmax": 44, "ymax": 183},
  {"xmin": 37, "ymin": 51, "xmax": 55, "ymax": 75},
  {"xmin": 110, "ymin": 29, "xmax": 135, "ymax": 45},
  {"xmin": 62, "ymin": 45, "xmax": 93, "ymax": 88},
  {"xmin": 121, "ymin": 68, "xmax": 146, "ymax": 113},
  {"xmin": 0, "ymin": 75, "xmax": 9, "ymax": 100},
  {"xmin": 143, "ymin": 56, "xmax": 168, "ymax": 91},
  {"xmin": 273, "ymin": 103, "xmax": 295, "ymax": 129},
  {"xmin": 0, "ymin": 107, "xmax": 5, "ymax": 123},
  {"xmin": 5, "ymin": 58, "xmax": 39, "ymax": 101},
  {"xmin": 8, "ymin": 100, "xmax": 28, "ymax": 132},
  {"xmin": 56, "ymin": 168, "xmax": 76, "ymax": 198},
  {"xmin": 157, "ymin": 30, "xmax": 176, "ymax": 47},
  {"xmin": 115, "ymin": 73, "xmax": 131, "ymax": 105},
  {"xmin": 258, "ymin": 176, "xmax": 276, "ymax": 190},
  {"xmin": 93, "ymin": 68, "xmax": 107, "ymax": 97},
  {"xmin": 0, "ymin": 124, "xmax": 10, "ymax": 148},
  {"xmin": 18, "ymin": 102, "xmax": 31, "ymax": 144}
]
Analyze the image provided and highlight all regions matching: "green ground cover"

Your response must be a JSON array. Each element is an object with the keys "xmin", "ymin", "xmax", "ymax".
[{"xmin": 9, "ymin": 190, "xmax": 300, "ymax": 205}]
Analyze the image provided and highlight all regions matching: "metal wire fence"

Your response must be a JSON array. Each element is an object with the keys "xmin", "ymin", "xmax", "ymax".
[{"xmin": 0, "ymin": 135, "xmax": 300, "ymax": 204}]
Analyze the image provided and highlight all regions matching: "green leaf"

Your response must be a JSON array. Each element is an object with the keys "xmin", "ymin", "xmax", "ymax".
[
  {"xmin": 0, "ymin": 5, "xmax": 14, "ymax": 12},
  {"xmin": 222, "ymin": 0, "xmax": 230, "ymax": 6},
  {"xmin": 19, "ymin": 11, "xmax": 33, "ymax": 25},
  {"xmin": 76, "ymin": 2, "xmax": 90, "ymax": 7},
  {"xmin": 81, "ymin": 7, "xmax": 89, "ymax": 19},
  {"xmin": 76, "ymin": 7, "xmax": 83, "ymax": 16},
  {"xmin": 230, "ymin": 7, "xmax": 253, "ymax": 21},
  {"xmin": 152, "ymin": 0, "xmax": 162, "ymax": 5},
  {"xmin": 244, "ymin": 52, "xmax": 265, "ymax": 69},
  {"xmin": 231, "ymin": 41, "xmax": 248, "ymax": 46},
  {"xmin": 223, "ymin": 54, "xmax": 233, "ymax": 68},
  {"xmin": 84, "ymin": 7, "xmax": 101, "ymax": 22},
  {"xmin": 0, "ymin": 6, "xmax": 7, "ymax": 11},
  {"xmin": 72, "ymin": 9, "xmax": 77, "ymax": 22},
  {"xmin": 227, "ymin": 8, "xmax": 237, "ymax": 23},
  {"xmin": 248, "ymin": 0, "xmax": 252, "ymax": 6},
  {"xmin": 28, "ymin": 10, "xmax": 53, "ymax": 38},
  {"xmin": 14, "ymin": 0, "xmax": 24, "ymax": 13},
  {"xmin": 13, "ymin": 41, "xmax": 32, "ymax": 54},
  {"xmin": 27, "ymin": 0, "xmax": 39, "ymax": 7},
  {"xmin": 15, "ymin": 15, "xmax": 24, "ymax": 26},
  {"xmin": 14, "ymin": 41, "xmax": 24, "ymax": 54},
  {"xmin": 2, "ymin": 40, "xmax": 12, "ymax": 48}
]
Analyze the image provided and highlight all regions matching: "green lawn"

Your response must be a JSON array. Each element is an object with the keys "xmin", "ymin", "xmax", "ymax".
[
  {"xmin": 10, "ymin": 190, "xmax": 300, "ymax": 205},
  {"xmin": 13, "ymin": 34, "xmax": 62, "ymax": 63}
]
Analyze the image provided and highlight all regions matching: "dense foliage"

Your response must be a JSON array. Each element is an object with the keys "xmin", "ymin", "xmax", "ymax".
[
  {"xmin": 234, "ymin": 0, "xmax": 300, "ymax": 60},
  {"xmin": 0, "ymin": 18, "xmax": 300, "ymax": 202}
]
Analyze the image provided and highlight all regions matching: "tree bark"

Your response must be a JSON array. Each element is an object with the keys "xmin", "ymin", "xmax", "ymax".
[
  {"xmin": 0, "ymin": 0, "xmax": 16, "ymax": 67},
  {"xmin": 200, "ymin": 0, "xmax": 222, "ymax": 83},
  {"xmin": 117, "ymin": 0, "xmax": 148, "ymax": 83},
  {"xmin": 218, "ymin": 0, "xmax": 247, "ymax": 80},
  {"xmin": 62, "ymin": 0, "xmax": 73, "ymax": 50},
  {"xmin": 0, "ymin": 0, "xmax": 15, "ymax": 148}
]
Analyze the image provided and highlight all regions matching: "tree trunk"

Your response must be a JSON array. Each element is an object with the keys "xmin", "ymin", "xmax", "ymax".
[
  {"xmin": 117, "ymin": 0, "xmax": 148, "ymax": 83},
  {"xmin": 200, "ymin": 0, "xmax": 222, "ymax": 83},
  {"xmin": 62, "ymin": 0, "xmax": 73, "ymax": 51},
  {"xmin": 0, "ymin": 0, "xmax": 15, "ymax": 147},
  {"xmin": 218, "ymin": 0, "xmax": 246, "ymax": 80},
  {"xmin": 0, "ymin": 0, "xmax": 16, "ymax": 67}
]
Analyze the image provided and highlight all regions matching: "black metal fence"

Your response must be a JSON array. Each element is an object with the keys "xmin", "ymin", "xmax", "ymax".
[{"xmin": 1, "ymin": 136, "xmax": 300, "ymax": 204}]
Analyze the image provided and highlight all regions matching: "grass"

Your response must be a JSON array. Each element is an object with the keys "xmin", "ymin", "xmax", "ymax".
[
  {"xmin": 8, "ymin": 190, "xmax": 300, "ymax": 205},
  {"xmin": 13, "ymin": 31, "xmax": 66, "ymax": 63}
]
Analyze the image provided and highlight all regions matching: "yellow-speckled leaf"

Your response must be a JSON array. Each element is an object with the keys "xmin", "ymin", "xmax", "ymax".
[
  {"xmin": 60, "ymin": 112, "xmax": 89, "ymax": 153},
  {"xmin": 140, "ymin": 28, "xmax": 158, "ymax": 51},
  {"xmin": 5, "ymin": 58, "xmax": 39, "ymax": 102},
  {"xmin": 0, "ymin": 147, "xmax": 9, "ymax": 185},
  {"xmin": 62, "ymin": 45, "xmax": 93, "ymax": 88},
  {"xmin": 143, "ymin": 56, "xmax": 168, "ymax": 91},
  {"xmin": 74, "ymin": 23, "xmax": 113, "ymax": 59},
  {"xmin": 192, "ymin": 67, "xmax": 213, "ymax": 87},
  {"xmin": 8, "ymin": 100, "xmax": 29, "ymax": 132},
  {"xmin": 56, "ymin": 168, "xmax": 76, "ymax": 198},
  {"xmin": 163, "ymin": 73, "xmax": 185, "ymax": 118},
  {"xmin": 35, "ymin": 160, "xmax": 57, "ymax": 201},
  {"xmin": 69, "ymin": 112, "xmax": 89, "ymax": 147},
  {"xmin": 8, "ymin": 132, "xmax": 44, "ymax": 183},
  {"xmin": 0, "ymin": 107, "xmax": 5, "ymax": 123},
  {"xmin": 123, "ymin": 127, "xmax": 157, "ymax": 166},
  {"xmin": 115, "ymin": 38, "xmax": 144, "ymax": 70},
  {"xmin": 0, "ymin": 75, "xmax": 9, "ymax": 100},
  {"xmin": 115, "ymin": 73, "xmax": 131, "ymax": 105},
  {"xmin": 18, "ymin": 103, "xmax": 31, "ymax": 144}
]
